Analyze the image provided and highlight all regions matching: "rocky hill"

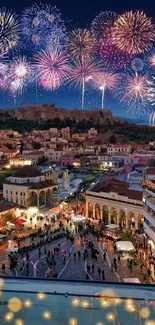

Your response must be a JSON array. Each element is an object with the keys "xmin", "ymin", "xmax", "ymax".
[{"xmin": 0, "ymin": 103, "xmax": 125, "ymax": 125}]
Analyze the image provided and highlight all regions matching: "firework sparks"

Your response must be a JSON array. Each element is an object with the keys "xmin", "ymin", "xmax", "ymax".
[
  {"xmin": 91, "ymin": 11, "xmax": 118, "ymax": 39},
  {"xmin": 0, "ymin": 8, "xmax": 19, "ymax": 52},
  {"xmin": 66, "ymin": 29, "xmax": 95, "ymax": 60},
  {"xmin": 147, "ymin": 50, "xmax": 155, "ymax": 67},
  {"xmin": 147, "ymin": 77, "xmax": 155, "ymax": 106},
  {"xmin": 9, "ymin": 57, "xmax": 31, "ymax": 82},
  {"xmin": 93, "ymin": 71, "xmax": 120, "ymax": 109},
  {"xmin": 112, "ymin": 11, "xmax": 155, "ymax": 54},
  {"xmin": 21, "ymin": 4, "xmax": 66, "ymax": 50},
  {"xmin": 34, "ymin": 50, "xmax": 70, "ymax": 90},
  {"xmin": 115, "ymin": 73, "xmax": 150, "ymax": 116},
  {"xmin": 99, "ymin": 36, "xmax": 132, "ymax": 69},
  {"xmin": 68, "ymin": 58, "xmax": 101, "ymax": 109},
  {"xmin": 131, "ymin": 58, "xmax": 144, "ymax": 72}
]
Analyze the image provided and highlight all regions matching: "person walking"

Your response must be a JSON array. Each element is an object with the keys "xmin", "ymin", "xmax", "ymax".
[
  {"xmin": 102, "ymin": 270, "xmax": 105, "ymax": 280},
  {"xmin": 140, "ymin": 262, "xmax": 144, "ymax": 272},
  {"xmin": 98, "ymin": 267, "xmax": 101, "ymax": 277},
  {"xmin": 118, "ymin": 255, "xmax": 121, "ymax": 264},
  {"xmin": 114, "ymin": 263, "xmax": 117, "ymax": 272},
  {"xmin": 103, "ymin": 252, "xmax": 106, "ymax": 261}
]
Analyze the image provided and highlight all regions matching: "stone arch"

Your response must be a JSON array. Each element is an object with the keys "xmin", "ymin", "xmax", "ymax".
[
  {"xmin": 29, "ymin": 191, "xmax": 38, "ymax": 206},
  {"xmin": 119, "ymin": 209, "xmax": 126, "ymax": 228},
  {"xmin": 127, "ymin": 211, "xmax": 135, "ymax": 230},
  {"xmin": 95, "ymin": 203, "xmax": 101, "ymax": 220},
  {"xmin": 88, "ymin": 202, "xmax": 93, "ymax": 219},
  {"xmin": 39, "ymin": 190, "xmax": 46, "ymax": 206},
  {"xmin": 53, "ymin": 187, "xmax": 57, "ymax": 192},
  {"xmin": 102, "ymin": 205, "xmax": 109, "ymax": 224},
  {"xmin": 137, "ymin": 213, "xmax": 143, "ymax": 229},
  {"xmin": 110, "ymin": 207, "xmax": 117, "ymax": 224}
]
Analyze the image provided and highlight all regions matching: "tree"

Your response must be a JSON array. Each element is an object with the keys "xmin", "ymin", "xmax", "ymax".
[
  {"xmin": 32, "ymin": 142, "xmax": 41, "ymax": 150},
  {"xmin": 6, "ymin": 143, "xmax": 13, "ymax": 150},
  {"xmin": 109, "ymin": 134, "xmax": 117, "ymax": 144},
  {"xmin": 121, "ymin": 230, "xmax": 132, "ymax": 242},
  {"xmin": 147, "ymin": 158, "xmax": 155, "ymax": 167},
  {"xmin": 37, "ymin": 156, "xmax": 48, "ymax": 165}
]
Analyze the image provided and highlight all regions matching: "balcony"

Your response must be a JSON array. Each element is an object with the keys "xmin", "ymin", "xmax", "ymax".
[
  {"xmin": 143, "ymin": 209, "xmax": 155, "ymax": 226},
  {"xmin": 1, "ymin": 278, "xmax": 155, "ymax": 324},
  {"xmin": 145, "ymin": 198, "xmax": 155, "ymax": 212},
  {"xmin": 144, "ymin": 221, "xmax": 155, "ymax": 242}
]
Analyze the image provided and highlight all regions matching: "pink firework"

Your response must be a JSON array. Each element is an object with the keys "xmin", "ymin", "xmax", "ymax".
[
  {"xmin": 9, "ymin": 57, "xmax": 31, "ymax": 82},
  {"xmin": 34, "ymin": 50, "xmax": 70, "ymax": 90},
  {"xmin": 68, "ymin": 58, "xmax": 101, "ymax": 109},
  {"xmin": 93, "ymin": 70, "xmax": 120, "ymax": 109},
  {"xmin": 99, "ymin": 35, "xmax": 132, "ymax": 69}
]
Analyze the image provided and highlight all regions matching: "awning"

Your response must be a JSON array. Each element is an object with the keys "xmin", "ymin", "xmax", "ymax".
[
  {"xmin": 116, "ymin": 241, "xmax": 135, "ymax": 251},
  {"xmin": 105, "ymin": 224, "xmax": 120, "ymax": 229},
  {"xmin": 13, "ymin": 218, "xmax": 26, "ymax": 225}
]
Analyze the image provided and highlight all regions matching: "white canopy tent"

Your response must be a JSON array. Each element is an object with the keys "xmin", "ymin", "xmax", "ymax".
[
  {"xmin": 123, "ymin": 278, "xmax": 140, "ymax": 283},
  {"xmin": 105, "ymin": 224, "xmax": 120, "ymax": 230},
  {"xmin": 116, "ymin": 241, "xmax": 135, "ymax": 251},
  {"xmin": 72, "ymin": 215, "xmax": 86, "ymax": 223}
]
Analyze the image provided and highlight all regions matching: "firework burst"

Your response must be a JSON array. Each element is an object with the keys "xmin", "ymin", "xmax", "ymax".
[
  {"xmin": 66, "ymin": 29, "xmax": 95, "ymax": 60},
  {"xmin": 0, "ymin": 8, "xmax": 19, "ymax": 52},
  {"xmin": 68, "ymin": 58, "xmax": 101, "ymax": 109},
  {"xmin": 92, "ymin": 70, "xmax": 120, "ymax": 109},
  {"xmin": 147, "ymin": 77, "xmax": 155, "ymax": 106},
  {"xmin": 21, "ymin": 3, "xmax": 66, "ymax": 50},
  {"xmin": 91, "ymin": 11, "xmax": 118, "ymax": 39},
  {"xmin": 112, "ymin": 11, "xmax": 155, "ymax": 54},
  {"xmin": 9, "ymin": 57, "xmax": 31, "ymax": 83},
  {"xmin": 115, "ymin": 73, "xmax": 150, "ymax": 116},
  {"xmin": 34, "ymin": 50, "xmax": 70, "ymax": 90},
  {"xmin": 131, "ymin": 58, "xmax": 144, "ymax": 72},
  {"xmin": 99, "ymin": 37, "xmax": 132, "ymax": 69}
]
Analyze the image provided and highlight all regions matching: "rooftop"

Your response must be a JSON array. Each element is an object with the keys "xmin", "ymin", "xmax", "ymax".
[
  {"xmin": 1, "ymin": 278, "xmax": 155, "ymax": 325},
  {"xmin": 13, "ymin": 166, "xmax": 42, "ymax": 178},
  {"xmin": 90, "ymin": 177, "xmax": 142, "ymax": 201},
  {"xmin": 0, "ymin": 203, "xmax": 16, "ymax": 213}
]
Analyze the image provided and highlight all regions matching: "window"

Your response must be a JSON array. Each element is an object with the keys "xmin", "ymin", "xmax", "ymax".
[
  {"xmin": 6, "ymin": 190, "xmax": 8, "ymax": 194},
  {"xmin": 20, "ymin": 192, "xmax": 22, "ymax": 196},
  {"xmin": 10, "ymin": 191, "xmax": 12, "ymax": 195},
  {"xmin": 24, "ymin": 200, "xmax": 25, "ymax": 206},
  {"xmin": 16, "ymin": 198, "xmax": 18, "ymax": 204},
  {"xmin": 16, "ymin": 191, "xmax": 18, "ymax": 195},
  {"xmin": 23, "ymin": 193, "xmax": 25, "ymax": 197},
  {"xmin": 21, "ymin": 200, "xmax": 23, "ymax": 205}
]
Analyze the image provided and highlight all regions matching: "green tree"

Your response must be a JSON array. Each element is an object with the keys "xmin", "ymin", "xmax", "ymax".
[
  {"xmin": 147, "ymin": 158, "xmax": 155, "ymax": 167},
  {"xmin": 32, "ymin": 142, "xmax": 41, "ymax": 150},
  {"xmin": 109, "ymin": 134, "xmax": 117, "ymax": 144},
  {"xmin": 6, "ymin": 143, "xmax": 13, "ymax": 150},
  {"xmin": 121, "ymin": 230, "xmax": 132, "ymax": 242},
  {"xmin": 37, "ymin": 156, "xmax": 48, "ymax": 165}
]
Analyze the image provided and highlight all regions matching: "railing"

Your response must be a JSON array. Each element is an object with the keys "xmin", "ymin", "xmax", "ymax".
[
  {"xmin": 0, "ymin": 278, "xmax": 155, "ymax": 324},
  {"xmin": 145, "ymin": 198, "xmax": 155, "ymax": 212}
]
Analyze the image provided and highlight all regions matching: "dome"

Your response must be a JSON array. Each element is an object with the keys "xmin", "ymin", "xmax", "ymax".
[{"xmin": 13, "ymin": 166, "xmax": 42, "ymax": 178}]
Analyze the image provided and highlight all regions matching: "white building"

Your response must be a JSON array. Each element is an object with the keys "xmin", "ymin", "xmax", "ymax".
[
  {"xmin": 86, "ymin": 176, "xmax": 143, "ymax": 230},
  {"xmin": 107, "ymin": 144, "xmax": 131, "ymax": 155},
  {"xmin": 143, "ymin": 180, "xmax": 155, "ymax": 256},
  {"xmin": 45, "ymin": 149, "xmax": 64, "ymax": 162},
  {"xmin": 3, "ymin": 166, "xmax": 57, "ymax": 207}
]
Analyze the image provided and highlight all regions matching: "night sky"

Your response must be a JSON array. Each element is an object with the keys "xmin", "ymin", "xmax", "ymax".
[{"xmin": 1, "ymin": 0, "xmax": 155, "ymax": 122}]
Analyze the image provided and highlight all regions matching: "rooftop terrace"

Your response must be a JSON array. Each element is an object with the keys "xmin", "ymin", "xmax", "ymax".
[{"xmin": 1, "ymin": 277, "xmax": 155, "ymax": 325}]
